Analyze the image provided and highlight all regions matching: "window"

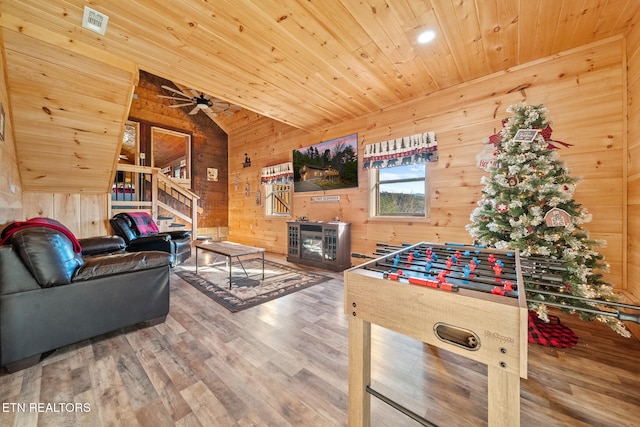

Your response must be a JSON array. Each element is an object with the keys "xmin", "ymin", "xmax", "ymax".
[
  {"xmin": 262, "ymin": 162, "xmax": 294, "ymax": 217},
  {"xmin": 370, "ymin": 163, "xmax": 428, "ymax": 217},
  {"xmin": 266, "ymin": 183, "xmax": 291, "ymax": 216}
]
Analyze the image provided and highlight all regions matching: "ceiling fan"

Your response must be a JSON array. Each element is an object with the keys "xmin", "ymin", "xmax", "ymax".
[{"xmin": 158, "ymin": 85, "xmax": 241, "ymax": 116}]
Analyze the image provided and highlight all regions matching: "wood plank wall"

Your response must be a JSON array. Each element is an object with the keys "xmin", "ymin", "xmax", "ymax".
[
  {"xmin": 0, "ymin": 29, "xmax": 22, "ymax": 230},
  {"xmin": 130, "ymin": 71, "xmax": 229, "ymax": 229},
  {"xmin": 4, "ymin": 71, "xmax": 230, "ymax": 238},
  {"xmin": 627, "ymin": 20, "xmax": 640, "ymax": 300},
  {"xmin": 228, "ymin": 36, "xmax": 628, "ymax": 290},
  {"xmin": 21, "ymin": 192, "xmax": 108, "ymax": 237}
]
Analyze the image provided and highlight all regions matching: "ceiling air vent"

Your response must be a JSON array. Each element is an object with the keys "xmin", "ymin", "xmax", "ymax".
[{"xmin": 82, "ymin": 6, "xmax": 109, "ymax": 35}]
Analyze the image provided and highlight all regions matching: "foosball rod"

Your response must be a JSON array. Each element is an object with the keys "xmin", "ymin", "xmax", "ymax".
[
  {"xmin": 376, "ymin": 241, "xmax": 568, "ymax": 273},
  {"xmin": 446, "ymin": 242, "xmax": 568, "ymax": 265},
  {"xmin": 358, "ymin": 251, "xmax": 525, "ymax": 289},
  {"xmin": 354, "ymin": 251, "xmax": 514, "ymax": 284},
  {"xmin": 352, "ymin": 254, "xmax": 519, "ymax": 296},
  {"xmin": 370, "ymin": 252, "xmax": 519, "ymax": 281},
  {"xmin": 375, "ymin": 243, "xmax": 569, "ymax": 282},
  {"xmin": 373, "ymin": 243, "xmax": 524, "ymax": 273},
  {"xmin": 377, "ymin": 250, "xmax": 567, "ymax": 288},
  {"xmin": 376, "ymin": 241, "xmax": 519, "ymax": 265},
  {"xmin": 376, "ymin": 243, "xmax": 566, "ymax": 278},
  {"xmin": 356, "ymin": 251, "xmax": 566, "ymax": 290},
  {"xmin": 527, "ymin": 299, "xmax": 640, "ymax": 324},
  {"xmin": 370, "ymin": 246, "xmax": 521, "ymax": 276},
  {"xmin": 526, "ymin": 288, "xmax": 640, "ymax": 311},
  {"xmin": 373, "ymin": 259, "xmax": 519, "ymax": 290},
  {"xmin": 374, "ymin": 248, "xmax": 515, "ymax": 267}
]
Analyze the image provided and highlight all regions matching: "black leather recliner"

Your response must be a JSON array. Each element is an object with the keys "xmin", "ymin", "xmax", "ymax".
[
  {"xmin": 0, "ymin": 226, "xmax": 172, "ymax": 372},
  {"xmin": 109, "ymin": 213, "xmax": 191, "ymax": 266}
]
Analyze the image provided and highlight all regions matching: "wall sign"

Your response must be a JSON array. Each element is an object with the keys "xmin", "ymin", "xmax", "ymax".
[
  {"xmin": 207, "ymin": 167, "xmax": 219, "ymax": 181},
  {"xmin": 310, "ymin": 195, "xmax": 341, "ymax": 203}
]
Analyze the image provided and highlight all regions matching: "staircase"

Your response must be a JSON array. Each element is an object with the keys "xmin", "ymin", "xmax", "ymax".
[{"xmin": 110, "ymin": 164, "xmax": 200, "ymax": 238}]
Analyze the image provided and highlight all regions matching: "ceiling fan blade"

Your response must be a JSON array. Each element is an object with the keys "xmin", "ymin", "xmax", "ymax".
[
  {"xmin": 158, "ymin": 95, "xmax": 193, "ymax": 101},
  {"xmin": 169, "ymin": 102, "xmax": 196, "ymax": 108},
  {"xmin": 228, "ymin": 104, "xmax": 242, "ymax": 110},
  {"xmin": 161, "ymin": 85, "xmax": 191, "ymax": 98},
  {"xmin": 188, "ymin": 105, "xmax": 200, "ymax": 115}
]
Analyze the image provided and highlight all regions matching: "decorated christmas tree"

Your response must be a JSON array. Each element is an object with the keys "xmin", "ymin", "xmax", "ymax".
[{"xmin": 467, "ymin": 103, "xmax": 630, "ymax": 337}]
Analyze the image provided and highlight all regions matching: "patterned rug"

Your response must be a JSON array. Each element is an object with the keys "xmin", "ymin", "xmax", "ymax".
[{"xmin": 176, "ymin": 258, "xmax": 331, "ymax": 312}]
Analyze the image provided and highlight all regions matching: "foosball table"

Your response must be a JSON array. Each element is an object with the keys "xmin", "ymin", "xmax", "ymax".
[{"xmin": 344, "ymin": 242, "xmax": 528, "ymax": 427}]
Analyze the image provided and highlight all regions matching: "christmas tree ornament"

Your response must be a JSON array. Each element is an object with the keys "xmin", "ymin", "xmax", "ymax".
[
  {"xmin": 496, "ymin": 203, "xmax": 509, "ymax": 213},
  {"xmin": 544, "ymin": 207, "xmax": 572, "ymax": 227}
]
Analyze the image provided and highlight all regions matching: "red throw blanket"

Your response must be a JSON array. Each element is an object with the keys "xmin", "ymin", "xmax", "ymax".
[
  {"xmin": 124, "ymin": 212, "xmax": 159, "ymax": 236},
  {"xmin": 0, "ymin": 217, "xmax": 82, "ymax": 253}
]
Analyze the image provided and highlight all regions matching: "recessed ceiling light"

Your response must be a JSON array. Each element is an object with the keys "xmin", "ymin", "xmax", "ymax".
[{"xmin": 417, "ymin": 30, "xmax": 436, "ymax": 44}]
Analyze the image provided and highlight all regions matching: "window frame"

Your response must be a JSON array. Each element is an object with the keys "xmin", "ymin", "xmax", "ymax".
[{"xmin": 369, "ymin": 163, "xmax": 429, "ymax": 219}]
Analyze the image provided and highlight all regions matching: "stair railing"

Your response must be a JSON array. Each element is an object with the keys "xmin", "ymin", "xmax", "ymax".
[{"xmin": 110, "ymin": 164, "xmax": 199, "ymax": 239}]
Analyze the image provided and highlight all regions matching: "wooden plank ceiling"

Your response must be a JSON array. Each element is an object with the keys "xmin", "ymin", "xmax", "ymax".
[{"xmin": 1, "ymin": 0, "xmax": 639, "ymax": 192}]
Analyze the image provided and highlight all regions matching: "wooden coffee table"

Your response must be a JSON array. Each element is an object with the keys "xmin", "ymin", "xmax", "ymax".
[{"xmin": 195, "ymin": 241, "xmax": 265, "ymax": 289}]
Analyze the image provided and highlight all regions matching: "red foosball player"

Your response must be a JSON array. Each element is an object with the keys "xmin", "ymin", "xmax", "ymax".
[
  {"xmin": 492, "ymin": 286, "xmax": 505, "ymax": 296},
  {"xmin": 469, "ymin": 260, "xmax": 477, "ymax": 271},
  {"xmin": 492, "ymin": 264, "xmax": 502, "ymax": 282},
  {"xmin": 503, "ymin": 281, "xmax": 513, "ymax": 292}
]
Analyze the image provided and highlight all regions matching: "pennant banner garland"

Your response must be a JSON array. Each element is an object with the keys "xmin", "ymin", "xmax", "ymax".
[
  {"xmin": 261, "ymin": 162, "xmax": 294, "ymax": 185},
  {"xmin": 363, "ymin": 132, "xmax": 438, "ymax": 170}
]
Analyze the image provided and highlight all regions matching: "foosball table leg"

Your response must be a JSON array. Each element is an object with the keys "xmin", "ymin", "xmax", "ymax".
[
  {"xmin": 349, "ymin": 315, "xmax": 371, "ymax": 427},
  {"xmin": 487, "ymin": 365, "xmax": 520, "ymax": 427}
]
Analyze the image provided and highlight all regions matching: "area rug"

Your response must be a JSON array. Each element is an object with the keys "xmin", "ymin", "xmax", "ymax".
[{"xmin": 176, "ymin": 258, "xmax": 331, "ymax": 312}]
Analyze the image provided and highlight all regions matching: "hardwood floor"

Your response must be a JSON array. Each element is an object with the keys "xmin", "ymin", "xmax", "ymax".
[{"xmin": 1, "ymin": 253, "xmax": 639, "ymax": 426}]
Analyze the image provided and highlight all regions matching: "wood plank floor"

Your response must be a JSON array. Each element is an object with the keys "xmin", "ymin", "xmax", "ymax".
[{"xmin": 1, "ymin": 252, "xmax": 640, "ymax": 426}]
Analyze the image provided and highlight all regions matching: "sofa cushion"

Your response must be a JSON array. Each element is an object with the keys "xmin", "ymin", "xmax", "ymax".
[
  {"xmin": 73, "ymin": 250, "xmax": 171, "ymax": 281},
  {"xmin": 11, "ymin": 227, "xmax": 83, "ymax": 287},
  {"xmin": 79, "ymin": 235, "xmax": 126, "ymax": 256}
]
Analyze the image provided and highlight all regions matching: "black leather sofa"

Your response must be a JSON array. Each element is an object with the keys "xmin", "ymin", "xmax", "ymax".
[
  {"xmin": 109, "ymin": 213, "xmax": 191, "ymax": 266},
  {"xmin": 0, "ymin": 226, "xmax": 172, "ymax": 373}
]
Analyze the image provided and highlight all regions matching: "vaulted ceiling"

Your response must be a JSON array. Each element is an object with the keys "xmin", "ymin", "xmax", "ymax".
[{"xmin": 1, "ymin": 0, "xmax": 639, "ymax": 192}]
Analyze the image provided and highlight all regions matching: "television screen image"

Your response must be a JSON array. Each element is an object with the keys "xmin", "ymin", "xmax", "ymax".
[{"xmin": 293, "ymin": 133, "xmax": 358, "ymax": 193}]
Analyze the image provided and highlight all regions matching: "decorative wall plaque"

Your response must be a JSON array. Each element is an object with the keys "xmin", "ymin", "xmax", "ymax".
[{"xmin": 310, "ymin": 195, "xmax": 340, "ymax": 203}]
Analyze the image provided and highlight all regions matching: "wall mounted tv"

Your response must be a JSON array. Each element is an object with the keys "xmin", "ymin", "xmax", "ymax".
[{"xmin": 293, "ymin": 133, "xmax": 358, "ymax": 193}]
